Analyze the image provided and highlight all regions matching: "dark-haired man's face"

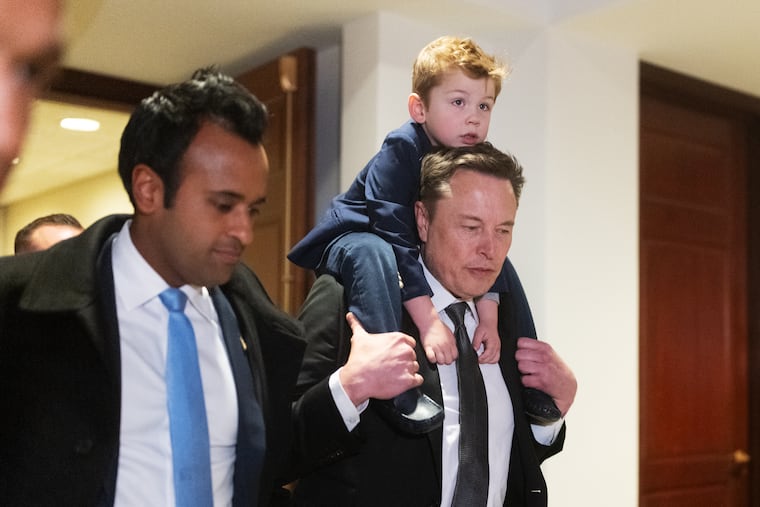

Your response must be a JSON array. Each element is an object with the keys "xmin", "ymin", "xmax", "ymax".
[
  {"xmin": 134, "ymin": 121, "xmax": 269, "ymax": 288},
  {"xmin": 0, "ymin": 0, "xmax": 62, "ymax": 191}
]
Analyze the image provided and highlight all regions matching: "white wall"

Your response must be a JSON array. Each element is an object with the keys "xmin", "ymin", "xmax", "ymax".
[
  {"xmin": 539, "ymin": 29, "xmax": 639, "ymax": 504},
  {"xmin": 342, "ymin": 12, "xmax": 639, "ymax": 505},
  {"xmin": 341, "ymin": 12, "xmax": 446, "ymax": 189},
  {"xmin": 314, "ymin": 44, "xmax": 342, "ymax": 220}
]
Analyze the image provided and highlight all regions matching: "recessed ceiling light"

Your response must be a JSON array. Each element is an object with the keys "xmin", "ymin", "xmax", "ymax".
[{"xmin": 60, "ymin": 117, "xmax": 101, "ymax": 132}]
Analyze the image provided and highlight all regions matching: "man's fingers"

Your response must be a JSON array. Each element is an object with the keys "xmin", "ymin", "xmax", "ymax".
[
  {"xmin": 517, "ymin": 336, "xmax": 544, "ymax": 350},
  {"xmin": 447, "ymin": 347, "xmax": 458, "ymax": 364}
]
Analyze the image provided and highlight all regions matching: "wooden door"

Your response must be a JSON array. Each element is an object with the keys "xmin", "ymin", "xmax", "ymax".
[
  {"xmin": 236, "ymin": 49, "xmax": 315, "ymax": 314},
  {"xmin": 639, "ymin": 89, "xmax": 750, "ymax": 504}
]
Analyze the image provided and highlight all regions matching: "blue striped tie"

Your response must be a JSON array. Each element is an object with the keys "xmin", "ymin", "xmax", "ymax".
[{"xmin": 160, "ymin": 288, "xmax": 213, "ymax": 507}]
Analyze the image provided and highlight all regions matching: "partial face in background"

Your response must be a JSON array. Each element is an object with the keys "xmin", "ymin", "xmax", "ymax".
[
  {"xmin": 409, "ymin": 68, "xmax": 495, "ymax": 147},
  {"xmin": 416, "ymin": 168, "xmax": 517, "ymax": 299},
  {"xmin": 131, "ymin": 121, "xmax": 269, "ymax": 288},
  {"xmin": 23, "ymin": 223, "xmax": 82, "ymax": 252},
  {"xmin": 0, "ymin": 0, "xmax": 62, "ymax": 191},
  {"xmin": 0, "ymin": 0, "xmax": 62, "ymax": 189}
]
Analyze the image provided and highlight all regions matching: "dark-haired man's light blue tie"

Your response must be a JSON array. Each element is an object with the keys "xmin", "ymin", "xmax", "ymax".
[{"xmin": 160, "ymin": 288, "xmax": 213, "ymax": 507}]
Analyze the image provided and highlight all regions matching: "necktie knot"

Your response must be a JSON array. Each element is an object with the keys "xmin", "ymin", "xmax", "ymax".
[
  {"xmin": 160, "ymin": 288, "xmax": 188, "ymax": 313},
  {"xmin": 445, "ymin": 302, "xmax": 470, "ymax": 350},
  {"xmin": 444, "ymin": 301, "xmax": 468, "ymax": 327}
]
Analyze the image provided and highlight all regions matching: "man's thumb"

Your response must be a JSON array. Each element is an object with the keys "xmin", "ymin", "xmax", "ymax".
[{"xmin": 345, "ymin": 312, "xmax": 366, "ymax": 334}]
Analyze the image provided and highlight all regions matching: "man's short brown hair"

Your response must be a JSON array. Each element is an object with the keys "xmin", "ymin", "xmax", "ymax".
[{"xmin": 419, "ymin": 142, "xmax": 525, "ymax": 216}]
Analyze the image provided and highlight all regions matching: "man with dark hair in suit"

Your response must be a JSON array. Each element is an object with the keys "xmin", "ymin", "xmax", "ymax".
[
  {"xmin": 0, "ymin": 68, "xmax": 307, "ymax": 506},
  {"xmin": 291, "ymin": 143, "xmax": 577, "ymax": 507}
]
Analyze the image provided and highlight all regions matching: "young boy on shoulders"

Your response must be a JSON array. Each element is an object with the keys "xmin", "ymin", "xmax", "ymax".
[{"xmin": 289, "ymin": 36, "xmax": 510, "ymax": 433}]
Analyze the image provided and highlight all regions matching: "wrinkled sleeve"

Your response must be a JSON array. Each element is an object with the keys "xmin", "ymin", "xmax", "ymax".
[{"xmin": 363, "ymin": 132, "xmax": 431, "ymax": 301}]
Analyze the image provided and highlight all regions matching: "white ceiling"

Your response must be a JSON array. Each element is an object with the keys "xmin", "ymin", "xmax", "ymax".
[{"xmin": 4, "ymin": 0, "xmax": 760, "ymax": 205}]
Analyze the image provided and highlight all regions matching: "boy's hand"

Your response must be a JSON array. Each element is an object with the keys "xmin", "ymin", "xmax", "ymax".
[
  {"xmin": 473, "ymin": 297, "xmax": 501, "ymax": 364},
  {"xmin": 420, "ymin": 317, "xmax": 458, "ymax": 365},
  {"xmin": 472, "ymin": 323, "xmax": 501, "ymax": 364}
]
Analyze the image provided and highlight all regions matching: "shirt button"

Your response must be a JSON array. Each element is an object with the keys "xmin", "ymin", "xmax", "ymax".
[{"xmin": 74, "ymin": 438, "xmax": 94, "ymax": 455}]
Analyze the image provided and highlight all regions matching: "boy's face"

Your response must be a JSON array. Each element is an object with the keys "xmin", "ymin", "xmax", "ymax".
[{"xmin": 411, "ymin": 69, "xmax": 496, "ymax": 147}]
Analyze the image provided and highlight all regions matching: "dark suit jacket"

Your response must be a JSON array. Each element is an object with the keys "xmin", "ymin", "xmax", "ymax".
[
  {"xmin": 290, "ymin": 273, "xmax": 565, "ymax": 507},
  {"xmin": 0, "ymin": 214, "xmax": 305, "ymax": 507}
]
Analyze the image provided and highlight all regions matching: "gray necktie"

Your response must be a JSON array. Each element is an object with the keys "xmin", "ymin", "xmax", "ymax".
[{"xmin": 445, "ymin": 301, "xmax": 489, "ymax": 506}]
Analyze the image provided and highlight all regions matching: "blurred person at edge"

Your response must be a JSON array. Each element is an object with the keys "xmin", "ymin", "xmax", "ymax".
[
  {"xmin": 0, "ymin": 0, "xmax": 63, "ymax": 191},
  {"xmin": 0, "ymin": 0, "xmax": 102, "ymax": 192}
]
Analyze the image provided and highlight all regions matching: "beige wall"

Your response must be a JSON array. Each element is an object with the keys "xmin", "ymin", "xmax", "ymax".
[{"xmin": 0, "ymin": 170, "xmax": 131, "ymax": 255}]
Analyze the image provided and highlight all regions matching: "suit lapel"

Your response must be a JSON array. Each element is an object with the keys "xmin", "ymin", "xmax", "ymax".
[
  {"xmin": 93, "ymin": 233, "xmax": 122, "ymax": 507},
  {"xmin": 402, "ymin": 311, "xmax": 446, "ymax": 491},
  {"xmin": 19, "ymin": 215, "xmax": 129, "ymax": 367},
  {"xmin": 93, "ymin": 233, "xmax": 121, "ymax": 381},
  {"xmin": 210, "ymin": 287, "xmax": 265, "ymax": 507},
  {"xmin": 422, "ymin": 359, "xmax": 444, "ymax": 489},
  {"xmin": 211, "ymin": 287, "xmax": 260, "ymax": 399}
]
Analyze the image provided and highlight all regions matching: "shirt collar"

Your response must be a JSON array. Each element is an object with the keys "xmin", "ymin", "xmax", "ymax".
[
  {"xmin": 111, "ymin": 220, "xmax": 214, "ymax": 319},
  {"xmin": 421, "ymin": 258, "xmax": 476, "ymax": 317}
]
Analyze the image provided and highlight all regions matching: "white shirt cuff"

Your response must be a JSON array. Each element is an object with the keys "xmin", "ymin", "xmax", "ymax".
[
  {"xmin": 328, "ymin": 367, "xmax": 368, "ymax": 431},
  {"xmin": 531, "ymin": 418, "xmax": 564, "ymax": 445}
]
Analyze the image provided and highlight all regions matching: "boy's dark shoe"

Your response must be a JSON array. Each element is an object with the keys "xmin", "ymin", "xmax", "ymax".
[
  {"xmin": 374, "ymin": 387, "xmax": 444, "ymax": 434},
  {"xmin": 523, "ymin": 387, "xmax": 561, "ymax": 425}
]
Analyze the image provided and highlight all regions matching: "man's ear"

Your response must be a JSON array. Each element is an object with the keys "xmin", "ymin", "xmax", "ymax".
[
  {"xmin": 131, "ymin": 164, "xmax": 165, "ymax": 214},
  {"xmin": 415, "ymin": 200, "xmax": 430, "ymax": 242},
  {"xmin": 408, "ymin": 93, "xmax": 426, "ymax": 124}
]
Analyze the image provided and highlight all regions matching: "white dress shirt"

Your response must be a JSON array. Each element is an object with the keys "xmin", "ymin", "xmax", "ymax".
[
  {"xmin": 331, "ymin": 260, "xmax": 562, "ymax": 507},
  {"xmin": 111, "ymin": 220, "xmax": 238, "ymax": 507}
]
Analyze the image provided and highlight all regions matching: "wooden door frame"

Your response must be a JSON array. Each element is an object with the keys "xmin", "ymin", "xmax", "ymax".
[
  {"xmin": 641, "ymin": 62, "xmax": 760, "ymax": 506},
  {"xmin": 748, "ymin": 110, "xmax": 760, "ymax": 507},
  {"xmin": 235, "ymin": 48, "xmax": 315, "ymax": 314},
  {"xmin": 48, "ymin": 64, "xmax": 315, "ymax": 313},
  {"xmin": 48, "ymin": 68, "xmax": 159, "ymax": 106}
]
